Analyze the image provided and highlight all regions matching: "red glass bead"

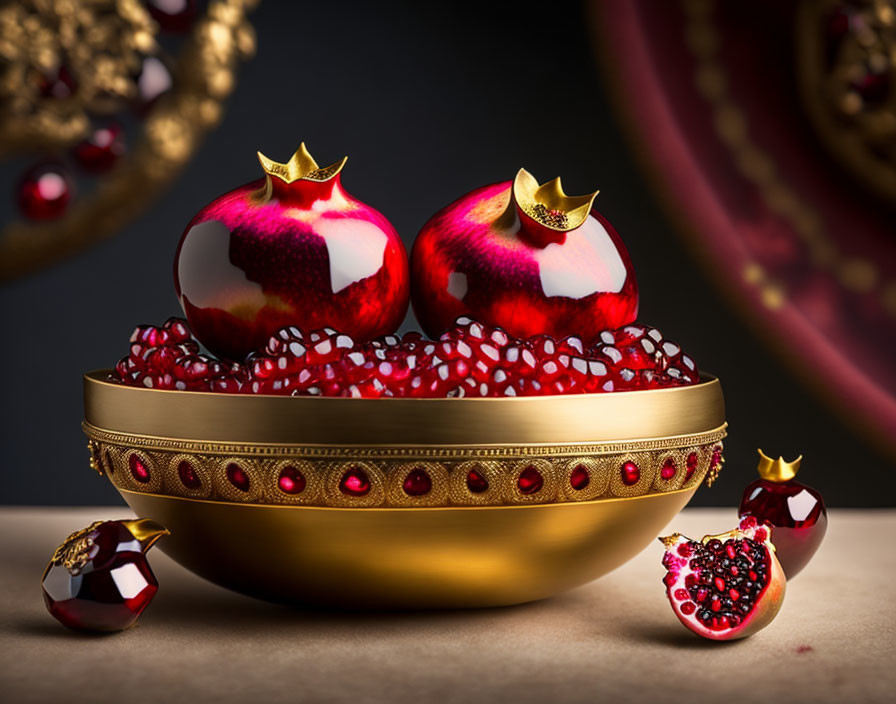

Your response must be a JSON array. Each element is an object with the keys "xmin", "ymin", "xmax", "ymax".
[
  {"xmin": 177, "ymin": 460, "xmax": 201, "ymax": 489},
  {"xmin": 226, "ymin": 463, "xmax": 250, "ymax": 491},
  {"xmin": 402, "ymin": 468, "xmax": 432, "ymax": 497},
  {"xmin": 278, "ymin": 465, "xmax": 306, "ymax": 494},
  {"xmin": 569, "ymin": 464, "xmax": 590, "ymax": 490},
  {"xmin": 517, "ymin": 465, "xmax": 544, "ymax": 494},
  {"xmin": 339, "ymin": 467, "xmax": 370, "ymax": 496},
  {"xmin": 660, "ymin": 457, "xmax": 677, "ymax": 481},
  {"xmin": 146, "ymin": 0, "xmax": 198, "ymax": 33},
  {"xmin": 17, "ymin": 163, "xmax": 72, "ymax": 220},
  {"xmin": 73, "ymin": 123, "xmax": 125, "ymax": 172},
  {"xmin": 620, "ymin": 461, "xmax": 640, "ymax": 486},
  {"xmin": 466, "ymin": 469, "xmax": 489, "ymax": 493},
  {"xmin": 128, "ymin": 454, "xmax": 150, "ymax": 483}
]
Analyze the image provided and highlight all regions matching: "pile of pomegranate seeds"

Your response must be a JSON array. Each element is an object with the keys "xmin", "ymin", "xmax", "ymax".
[{"xmin": 110, "ymin": 317, "xmax": 699, "ymax": 397}]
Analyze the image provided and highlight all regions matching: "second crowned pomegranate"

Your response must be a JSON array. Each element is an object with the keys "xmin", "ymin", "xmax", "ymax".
[
  {"xmin": 410, "ymin": 169, "xmax": 638, "ymax": 340},
  {"xmin": 174, "ymin": 144, "xmax": 409, "ymax": 361}
]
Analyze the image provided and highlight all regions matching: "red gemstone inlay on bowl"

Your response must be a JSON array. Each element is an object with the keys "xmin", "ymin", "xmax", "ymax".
[
  {"xmin": 620, "ymin": 461, "xmax": 640, "ymax": 486},
  {"xmin": 278, "ymin": 466, "xmax": 306, "ymax": 495},
  {"xmin": 402, "ymin": 468, "xmax": 432, "ymax": 497},
  {"xmin": 128, "ymin": 453, "xmax": 150, "ymax": 483},
  {"xmin": 340, "ymin": 467, "xmax": 370, "ymax": 496},
  {"xmin": 569, "ymin": 464, "xmax": 590, "ymax": 490},
  {"xmin": 226, "ymin": 463, "xmax": 250, "ymax": 492},
  {"xmin": 466, "ymin": 469, "xmax": 489, "ymax": 494},
  {"xmin": 660, "ymin": 457, "xmax": 677, "ymax": 481},
  {"xmin": 685, "ymin": 452, "xmax": 699, "ymax": 481},
  {"xmin": 178, "ymin": 460, "xmax": 201, "ymax": 489},
  {"xmin": 517, "ymin": 465, "xmax": 544, "ymax": 495}
]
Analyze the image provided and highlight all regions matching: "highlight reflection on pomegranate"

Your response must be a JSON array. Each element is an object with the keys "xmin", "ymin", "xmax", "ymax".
[
  {"xmin": 410, "ymin": 169, "xmax": 638, "ymax": 341},
  {"xmin": 174, "ymin": 144, "xmax": 410, "ymax": 361}
]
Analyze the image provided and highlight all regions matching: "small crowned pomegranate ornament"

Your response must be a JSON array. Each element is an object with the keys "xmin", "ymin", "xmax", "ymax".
[
  {"xmin": 42, "ymin": 518, "xmax": 168, "ymax": 632},
  {"xmin": 174, "ymin": 144, "xmax": 410, "ymax": 360},
  {"xmin": 739, "ymin": 450, "xmax": 827, "ymax": 578},
  {"xmin": 410, "ymin": 169, "xmax": 638, "ymax": 340},
  {"xmin": 660, "ymin": 516, "xmax": 786, "ymax": 641}
]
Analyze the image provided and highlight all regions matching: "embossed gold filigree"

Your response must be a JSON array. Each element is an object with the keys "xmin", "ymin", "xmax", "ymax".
[
  {"xmin": 85, "ymin": 428, "xmax": 726, "ymax": 508},
  {"xmin": 51, "ymin": 521, "xmax": 103, "ymax": 574},
  {"xmin": 0, "ymin": 0, "xmax": 258, "ymax": 281}
]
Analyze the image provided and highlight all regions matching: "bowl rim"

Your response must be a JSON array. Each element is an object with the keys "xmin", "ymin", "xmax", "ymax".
[{"xmin": 84, "ymin": 370, "xmax": 724, "ymax": 445}]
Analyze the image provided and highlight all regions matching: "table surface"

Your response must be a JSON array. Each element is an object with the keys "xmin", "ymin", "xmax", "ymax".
[{"xmin": 1, "ymin": 507, "xmax": 893, "ymax": 704}]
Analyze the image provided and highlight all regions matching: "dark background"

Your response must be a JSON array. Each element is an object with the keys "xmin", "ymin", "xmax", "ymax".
[{"xmin": 1, "ymin": 0, "xmax": 892, "ymax": 506}]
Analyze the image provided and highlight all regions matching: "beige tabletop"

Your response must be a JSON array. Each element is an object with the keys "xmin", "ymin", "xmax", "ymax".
[{"xmin": 0, "ymin": 507, "xmax": 893, "ymax": 704}]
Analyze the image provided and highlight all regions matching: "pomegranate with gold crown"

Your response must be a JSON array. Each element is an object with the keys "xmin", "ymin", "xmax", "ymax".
[
  {"xmin": 410, "ymin": 169, "xmax": 638, "ymax": 340},
  {"xmin": 174, "ymin": 144, "xmax": 410, "ymax": 361}
]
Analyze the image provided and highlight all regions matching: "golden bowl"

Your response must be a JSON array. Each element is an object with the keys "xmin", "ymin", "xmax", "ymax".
[{"xmin": 82, "ymin": 371, "xmax": 726, "ymax": 608}]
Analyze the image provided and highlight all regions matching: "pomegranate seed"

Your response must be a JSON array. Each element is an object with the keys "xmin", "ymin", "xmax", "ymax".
[
  {"xmin": 517, "ymin": 466, "xmax": 543, "ymax": 495},
  {"xmin": 226, "ymin": 463, "xmax": 250, "ymax": 492},
  {"xmin": 466, "ymin": 469, "xmax": 489, "ymax": 493},
  {"xmin": 402, "ymin": 468, "xmax": 432, "ymax": 497},
  {"xmin": 569, "ymin": 464, "xmax": 590, "ymax": 490},
  {"xmin": 620, "ymin": 461, "xmax": 640, "ymax": 485},
  {"xmin": 339, "ymin": 467, "xmax": 370, "ymax": 496}
]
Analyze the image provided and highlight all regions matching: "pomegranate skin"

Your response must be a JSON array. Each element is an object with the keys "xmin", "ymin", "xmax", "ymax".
[
  {"xmin": 174, "ymin": 145, "xmax": 410, "ymax": 361},
  {"xmin": 739, "ymin": 450, "xmax": 827, "ymax": 578},
  {"xmin": 411, "ymin": 173, "xmax": 638, "ymax": 341}
]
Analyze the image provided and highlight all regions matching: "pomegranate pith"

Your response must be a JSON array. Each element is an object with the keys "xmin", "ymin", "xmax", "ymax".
[{"xmin": 660, "ymin": 516, "xmax": 786, "ymax": 641}]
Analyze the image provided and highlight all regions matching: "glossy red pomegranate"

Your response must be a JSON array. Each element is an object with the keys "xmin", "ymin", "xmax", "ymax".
[
  {"xmin": 410, "ymin": 169, "xmax": 638, "ymax": 340},
  {"xmin": 42, "ymin": 519, "xmax": 168, "ymax": 632},
  {"xmin": 660, "ymin": 516, "xmax": 786, "ymax": 641},
  {"xmin": 739, "ymin": 450, "xmax": 827, "ymax": 578},
  {"xmin": 174, "ymin": 144, "xmax": 410, "ymax": 360}
]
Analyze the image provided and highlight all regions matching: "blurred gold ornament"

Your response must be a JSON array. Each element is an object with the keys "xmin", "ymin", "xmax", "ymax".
[{"xmin": 0, "ymin": 0, "xmax": 259, "ymax": 281}]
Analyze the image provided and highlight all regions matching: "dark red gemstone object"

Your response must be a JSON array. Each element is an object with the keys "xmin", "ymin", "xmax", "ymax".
[
  {"xmin": 466, "ymin": 469, "xmax": 489, "ymax": 493},
  {"xmin": 569, "ymin": 464, "xmax": 590, "ymax": 490},
  {"xmin": 517, "ymin": 465, "xmax": 544, "ymax": 494},
  {"xmin": 340, "ymin": 467, "xmax": 370, "ymax": 496},
  {"xmin": 402, "ymin": 467, "xmax": 432, "ymax": 496},
  {"xmin": 739, "ymin": 478, "xmax": 827, "ymax": 578},
  {"xmin": 226, "ymin": 463, "xmax": 250, "ymax": 491},
  {"xmin": 42, "ymin": 519, "xmax": 166, "ymax": 632},
  {"xmin": 17, "ymin": 163, "xmax": 72, "ymax": 220},
  {"xmin": 73, "ymin": 123, "xmax": 125, "ymax": 172},
  {"xmin": 660, "ymin": 457, "xmax": 677, "ymax": 481},
  {"xmin": 620, "ymin": 461, "xmax": 640, "ymax": 486},
  {"xmin": 278, "ymin": 465, "xmax": 306, "ymax": 494},
  {"xmin": 177, "ymin": 460, "xmax": 201, "ymax": 489},
  {"xmin": 128, "ymin": 453, "xmax": 150, "ymax": 483},
  {"xmin": 685, "ymin": 452, "xmax": 699, "ymax": 482}
]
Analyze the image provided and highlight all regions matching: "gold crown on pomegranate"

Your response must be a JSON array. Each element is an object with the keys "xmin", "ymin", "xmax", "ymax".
[
  {"xmin": 756, "ymin": 448, "xmax": 802, "ymax": 482},
  {"xmin": 512, "ymin": 168, "xmax": 599, "ymax": 232},
  {"xmin": 257, "ymin": 143, "xmax": 347, "ymax": 184}
]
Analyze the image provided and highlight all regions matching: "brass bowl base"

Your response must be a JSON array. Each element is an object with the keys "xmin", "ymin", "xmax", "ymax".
[{"xmin": 121, "ymin": 487, "xmax": 695, "ymax": 609}]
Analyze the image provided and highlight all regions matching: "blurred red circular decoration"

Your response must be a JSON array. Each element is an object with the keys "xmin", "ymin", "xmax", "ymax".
[{"xmin": 592, "ymin": 0, "xmax": 896, "ymax": 454}]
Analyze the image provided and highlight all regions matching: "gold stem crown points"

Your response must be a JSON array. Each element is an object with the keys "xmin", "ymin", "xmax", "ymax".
[
  {"xmin": 50, "ymin": 520, "xmax": 104, "ymax": 575},
  {"xmin": 756, "ymin": 448, "xmax": 802, "ymax": 482},
  {"xmin": 257, "ymin": 142, "xmax": 347, "ymax": 184},
  {"xmin": 512, "ymin": 168, "xmax": 599, "ymax": 232}
]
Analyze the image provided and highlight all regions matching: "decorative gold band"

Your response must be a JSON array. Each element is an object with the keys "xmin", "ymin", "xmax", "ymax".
[{"xmin": 84, "ymin": 423, "xmax": 726, "ymax": 509}]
